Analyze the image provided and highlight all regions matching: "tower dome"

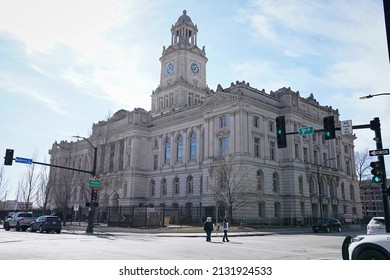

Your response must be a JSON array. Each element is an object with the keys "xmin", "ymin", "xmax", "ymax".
[{"xmin": 175, "ymin": 10, "xmax": 194, "ymax": 26}]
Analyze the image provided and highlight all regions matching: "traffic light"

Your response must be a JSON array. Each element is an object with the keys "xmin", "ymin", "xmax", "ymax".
[
  {"xmin": 323, "ymin": 116, "xmax": 336, "ymax": 140},
  {"xmin": 90, "ymin": 189, "xmax": 99, "ymax": 206},
  {"xmin": 4, "ymin": 149, "xmax": 14, "ymax": 166},
  {"xmin": 370, "ymin": 161, "xmax": 382, "ymax": 183},
  {"xmin": 276, "ymin": 116, "xmax": 287, "ymax": 148}
]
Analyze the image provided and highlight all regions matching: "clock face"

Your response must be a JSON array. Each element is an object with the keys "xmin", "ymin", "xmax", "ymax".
[
  {"xmin": 166, "ymin": 63, "xmax": 174, "ymax": 75},
  {"xmin": 190, "ymin": 62, "xmax": 200, "ymax": 75}
]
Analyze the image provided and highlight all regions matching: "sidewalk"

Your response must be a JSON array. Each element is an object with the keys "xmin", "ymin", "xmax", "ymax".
[{"xmin": 61, "ymin": 223, "xmax": 316, "ymax": 237}]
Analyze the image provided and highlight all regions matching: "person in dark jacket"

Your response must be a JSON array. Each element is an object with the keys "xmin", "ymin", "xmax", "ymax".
[
  {"xmin": 222, "ymin": 217, "xmax": 230, "ymax": 242},
  {"xmin": 203, "ymin": 217, "xmax": 214, "ymax": 242}
]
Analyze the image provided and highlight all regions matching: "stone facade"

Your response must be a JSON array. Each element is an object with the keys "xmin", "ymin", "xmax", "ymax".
[{"xmin": 48, "ymin": 10, "xmax": 362, "ymax": 225}]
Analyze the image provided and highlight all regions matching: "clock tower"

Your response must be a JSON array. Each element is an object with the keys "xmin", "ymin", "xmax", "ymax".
[{"xmin": 151, "ymin": 10, "xmax": 208, "ymax": 116}]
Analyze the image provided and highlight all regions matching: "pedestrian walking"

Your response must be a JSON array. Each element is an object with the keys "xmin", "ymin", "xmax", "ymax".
[
  {"xmin": 222, "ymin": 217, "xmax": 230, "ymax": 242},
  {"xmin": 203, "ymin": 217, "xmax": 214, "ymax": 242}
]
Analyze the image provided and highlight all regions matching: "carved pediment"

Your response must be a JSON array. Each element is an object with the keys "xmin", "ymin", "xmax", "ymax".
[
  {"xmin": 216, "ymin": 129, "xmax": 229, "ymax": 138},
  {"xmin": 204, "ymin": 92, "xmax": 237, "ymax": 107}
]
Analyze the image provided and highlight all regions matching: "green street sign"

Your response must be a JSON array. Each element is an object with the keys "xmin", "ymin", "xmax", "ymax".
[
  {"xmin": 89, "ymin": 178, "xmax": 101, "ymax": 189},
  {"xmin": 298, "ymin": 126, "xmax": 314, "ymax": 136}
]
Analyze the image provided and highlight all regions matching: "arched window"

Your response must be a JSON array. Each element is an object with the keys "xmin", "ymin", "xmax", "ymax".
[
  {"xmin": 187, "ymin": 175, "xmax": 194, "ymax": 194},
  {"xmin": 190, "ymin": 131, "xmax": 197, "ymax": 160},
  {"xmin": 150, "ymin": 180, "xmax": 155, "ymax": 196},
  {"xmin": 177, "ymin": 135, "xmax": 183, "ymax": 163},
  {"xmin": 164, "ymin": 137, "xmax": 171, "ymax": 164},
  {"xmin": 172, "ymin": 203, "xmax": 179, "ymax": 208}
]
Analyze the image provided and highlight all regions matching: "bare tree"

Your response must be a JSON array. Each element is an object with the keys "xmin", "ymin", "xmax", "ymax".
[
  {"xmin": 208, "ymin": 156, "xmax": 254, "ymax": 223},
  {"xmin": 355, "ymin": 149, "xmax": 372, "ymax": 184},
  {"xmin": 17, "ymin": 156, "xmax": 41, "ymax": 211},
  {"xmin": 52, "ymin": 169, "xmax": 81, "ymax": 226},
  {"xmin": 35, "ymin": 167, "xmax": 52, "ymax": 214},
  {"xmin": 0, "ymin": 164, "xmax": 9, "ymax": 210}
]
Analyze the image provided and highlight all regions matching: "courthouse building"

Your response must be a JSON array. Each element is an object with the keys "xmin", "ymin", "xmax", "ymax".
[{"xmin": 48, "ymin": 10, "xmax": 362, "ymax": 225}]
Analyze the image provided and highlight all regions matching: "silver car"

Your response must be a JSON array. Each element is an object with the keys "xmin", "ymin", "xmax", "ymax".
[{"xmin": 367, "ymin": 217, "xmax": 385, "ymax": 234}]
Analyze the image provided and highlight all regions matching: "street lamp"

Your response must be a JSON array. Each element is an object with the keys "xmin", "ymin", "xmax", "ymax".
[
  {"xmin": 359, "ymin": 93, "xmax": 390, "ymax": 99},
  {"xmin": 317, "ymin": 158, "xmax": 336, "ymax": 220},
  {"xmin": 73, "ymin": 135, "xmax": 98, "ymax": 234}
]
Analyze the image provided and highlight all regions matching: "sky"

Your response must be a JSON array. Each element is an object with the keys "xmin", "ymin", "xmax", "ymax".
[{"xmin": 1, "ymin": 0, "xmax": 390, "ymax": 200}]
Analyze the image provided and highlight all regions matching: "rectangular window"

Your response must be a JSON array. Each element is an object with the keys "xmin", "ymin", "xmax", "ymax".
[
  {"xmin": 295, "ymin": 143, "xmax": 299, "ymax": 159},
  {"xmin": 303, "ymin": 148, "xmax": 308, "ymax": 163},
  {"xmin": 274, "ymin": 202, "xmax": 281, "ymax": 218},
  {"xmin": 253, "ymin": 116, "xmax": 259, "ymax": 128},
  {"xmin": 219, "ymin": 115, "xmax": 227, "ymax": 128},
  {"xmin": 190, "ymin": 132, "xmax": 197, "ymax": 160},
  {"xmin": 323, "ymin": 153, "xmax": 328, "ymax": 166},
  {"xmin": 269, "ymin": 121, "xmax": 274, "ymax": 132},
  {"xmin": 258, "ymin": 202, "xmax": 265, "ymax": 217},
  {"xmin": 153, "ymin": 155, "xmax": 158, "ymax": 170},
  {"xmin": 254, "ymin": 137, "xmax": 260, "ymax": 157},
  {"xmin": 169, "ymin": 93, "xmax": 174, "ymax": 106},
  {"xmin": 219, "ymin": 137, "xmax": 228, "ymax": 156},
  {"xmin": 300, "ymin": 202, "xmax": 305, "ymax": 216},
  {"xmin": 99, "ymin": 144, "xmax": 106, "ymax": 173},
  {"xmin": 118, "ymin": 140, "xmax": 124, "ymax": 170},
  {"xmin": 270, "ymin": 141, "xmax": 275, "ymax": 160},
  {"xmin": 109, "ymin": 142, "xmax": 115, "ymax": 172},
  {"xmin": 314, "ymin": 150, "xmax": 318, "ymax": 165}
]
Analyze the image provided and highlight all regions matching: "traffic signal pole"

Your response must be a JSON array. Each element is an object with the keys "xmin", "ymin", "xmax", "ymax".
[
  {"xmin": 276, "ymin": 116, "xmax": 390, "ymax": 232},
  {"xmin": 4, "ymin": 137, "xmax": 99, "ymax": 234},
  {"xmin": 86, "ymin": 145, "xmax": 98, "ymax": 234},
  {"xmin": 370, "ymin": 118, "xmax": 390, "ymax": 232}
]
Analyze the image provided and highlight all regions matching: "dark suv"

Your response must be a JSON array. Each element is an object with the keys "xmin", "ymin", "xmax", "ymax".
[
  {"xmin": 30, "ymin": 215, "xmax": 62, "ymax": 233},
  {"xmin": 312, "ymin": 218, "xmax": 342, "ymax": 233}
]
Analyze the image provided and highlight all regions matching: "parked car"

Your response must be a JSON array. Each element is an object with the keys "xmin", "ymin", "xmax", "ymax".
[
  {"xmin": 367, "ymin": 217, "xmax": 386, "ymax": 234},
  {"xmin": 29, "ymin": 215, "xmax": 62, "ymax": 233},
  {"xmin": 4, "ymin": 212, "xmax": 35, "ymax": 231},
  {"xmin": 342, "ymin": 234, "xmax": 390, "ymax": 260},
  {"xmin": 312, "ymin": 218, "xmax": 342, "ymax": 233}
]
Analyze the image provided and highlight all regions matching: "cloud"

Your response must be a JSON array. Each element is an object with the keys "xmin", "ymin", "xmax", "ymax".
[{"xmin": 0, "ymin": 0, "xmax": 159, "ymax": 111}]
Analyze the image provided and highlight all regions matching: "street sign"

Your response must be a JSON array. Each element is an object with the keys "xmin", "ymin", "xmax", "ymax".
[
  {"xmin": 369, "ymin": 149, "xmax": 390, "ymax": 156},
  {"xmin": 341, "ymin": 120, "xmax": 353, "ymax": 135},
  {"xmin": 298, "ymin": 126, "xmax": 314, "ymax": 136},
  {"xmin": 88, "ymin": 177, "xmax": 101, "ymax": 189},
  {"xmin": 15, "ymin": 157, "xmax": 33, "ymax": 164}
]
